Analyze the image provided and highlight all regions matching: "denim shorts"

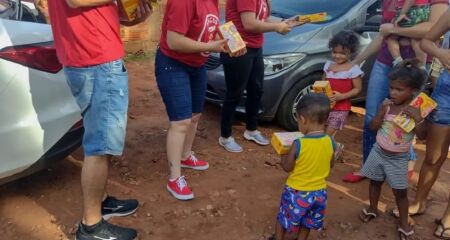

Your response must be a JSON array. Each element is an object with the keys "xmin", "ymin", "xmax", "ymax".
[
  {"xmin": 64, "ymin": 59, "xmax": 128, "ymax": 157},
  {"xmin": 155, "ymin": 49, "xmax": 207, "ymax": 121},
  {"xmin": 428, "ymin": 70, "xmax": 450, "ymax": 125}
]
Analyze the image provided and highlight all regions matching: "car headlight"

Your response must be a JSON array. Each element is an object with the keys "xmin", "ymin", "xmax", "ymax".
[{"xmin": 263, "ymin": 53, "xmax": 306, "ymax": 76}]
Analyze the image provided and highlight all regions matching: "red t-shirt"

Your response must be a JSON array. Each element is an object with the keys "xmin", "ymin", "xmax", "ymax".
[
  {"xmin": 226, "ymin": 0, "xmax": 269, "ymax": 49},
  {"xmin": 159, "ymin": 0, "xmax": 220, "ymax": 67},
  {"xmin": 47, "ymin": 2, "xmax": 124, "ymax": 67}
]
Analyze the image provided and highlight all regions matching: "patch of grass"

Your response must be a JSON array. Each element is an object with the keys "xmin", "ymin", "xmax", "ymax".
[{"xmin": 124, "ymin": 51, "xmax": 155, "ymax": 62}]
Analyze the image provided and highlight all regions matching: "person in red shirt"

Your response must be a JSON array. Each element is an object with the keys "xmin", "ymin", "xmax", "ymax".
[
  {"xmin": 156, "ymin": 0, "xmax": 245, "ymax": 201},
  {"xmin": 218, "ymin": 0, "xmax": 298, "ymax": 153},
  {"xmin": 47, "ymin": 1, "xmax": 151, "ymax": 240}
]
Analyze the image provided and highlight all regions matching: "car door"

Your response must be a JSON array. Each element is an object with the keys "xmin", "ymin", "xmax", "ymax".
[{"xmin": 0, "ymin": 2, "xmax": 81, "ymax": 180}]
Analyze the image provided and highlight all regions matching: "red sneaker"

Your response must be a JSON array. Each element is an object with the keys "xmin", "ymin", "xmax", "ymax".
[
  {"xmin": 342, "ymin": 172, "xmax": 366, "ymax": 183},
  {"xmin": 181, "ymin": 152, "xmax": 209, "ymax": 170},
  {"xmin": 167, "ymin": 176, "xmax": 194, "ymax": 200}
]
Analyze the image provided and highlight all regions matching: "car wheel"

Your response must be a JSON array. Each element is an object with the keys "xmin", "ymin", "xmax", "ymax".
[{"xmin": 276, "ymin": 74, "xmax": 321, "ymax": 131}]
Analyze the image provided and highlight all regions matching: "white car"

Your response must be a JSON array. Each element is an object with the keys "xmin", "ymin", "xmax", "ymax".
[{"xmin": 0, "ymin": 0, "xmax": 83, "ymax": 184}]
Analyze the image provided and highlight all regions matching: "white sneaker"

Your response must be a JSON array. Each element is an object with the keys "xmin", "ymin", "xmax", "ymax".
[
  {"xmin": 243, "ymin": 130, "xmax": 270, "ymax": 146},
  {"xmin": 219, "ymin": 136, "xmax": 243, "ymax": 153}
]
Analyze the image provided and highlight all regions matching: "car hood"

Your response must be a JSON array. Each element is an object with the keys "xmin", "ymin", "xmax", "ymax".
[{"xmin": 262, "ymin": 23, "xmax": 323, "ymax": 56}]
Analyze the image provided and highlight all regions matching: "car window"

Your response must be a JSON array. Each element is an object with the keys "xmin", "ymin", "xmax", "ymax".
[
  {"xmin": 0, "ymin": 0, "xmax": 12, "ymax": 13},
  {"xmin": 271, "ymin": 0, "xmax": 362, "ymax": 22}
]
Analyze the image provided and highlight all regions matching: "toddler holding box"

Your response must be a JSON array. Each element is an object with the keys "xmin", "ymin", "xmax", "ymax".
[
  {"xmin": 270, "ymin": 93, "xmax": 335, "ymax": 240},
  {"xmin": 322, "ymin": 30, "xmax": 363, "ymax": 158}
]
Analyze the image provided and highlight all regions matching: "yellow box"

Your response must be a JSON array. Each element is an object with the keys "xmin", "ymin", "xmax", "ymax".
[
  {"xmin": 313, "ymin": 80, "xmax": 335, "ymax": 108},
  {"xmin": 393, "ymin": 93, "xmax": 437, "ymax": 132},
  {"xmin": 218, "ymin": 21, "xmax": 246, "ymax": 54},
  {"xmin": 119, "ymin": 0, "xmax": 159, "ymax": 21},
  {"xmin": 271, "ymin": 132, "xmax": 304, "ymax": 155},
  {"xmin": 297, "ymin": 12, "xmax": 328, "ymax": 24}
]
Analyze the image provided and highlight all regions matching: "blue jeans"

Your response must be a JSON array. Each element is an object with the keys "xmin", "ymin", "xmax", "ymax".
[
  {"xmin": 155, "ymin": 49, "xmax": 207, "ymax": 121},
  {"xmin": 363, "ymin": 61, "xmax": 417, "ymax": 163},
  {"xmin": 64, "ymin": 59, "xmax": 128, "ymax": 157},
  {"xmin": 428, "ymin": 70, "xmax": 450, "ymax": 125}
]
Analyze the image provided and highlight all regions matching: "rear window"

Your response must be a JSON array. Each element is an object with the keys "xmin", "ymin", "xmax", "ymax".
[
  {"xmin": 271, "ymin": 0, "xmax": 361, "ymax": 22},
  {"xmin": 0, "ymin": 0, "xmax": 12, "ymax": 13}
]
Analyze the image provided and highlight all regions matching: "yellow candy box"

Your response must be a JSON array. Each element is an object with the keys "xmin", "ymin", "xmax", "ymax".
[
  {"xmin": 218, "ymin": 21, "xmax": 246, "ymax": 54},
  {"xmin": 393, "ymin": 92, "xmax": 437, "ymax": 132},
  {"xmin": 312, "ymin": 80, "xmax": 335, "ymax": 108},
  {"xmin": 297, "ymin": 12, "xmax": 328, "ymax": 24},
  {"xmin": 271, "ymin": 132, "xmax": 304, "ymax": 155}
]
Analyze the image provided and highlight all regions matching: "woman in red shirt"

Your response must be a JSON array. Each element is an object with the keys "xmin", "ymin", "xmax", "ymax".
[
  {"xmin": 219, "ymin": 0, "xmax": 297, "ymax": 152},
  {"xmin": 156, "ymin": 0, "xmax": 244, "ymax": 200}
]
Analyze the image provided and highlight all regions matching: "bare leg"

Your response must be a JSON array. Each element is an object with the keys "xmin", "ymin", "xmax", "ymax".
[
  {"xmin": 409, "ymin": 124, "xmax": 450, "ymax": 214},
  {"xmin": 275, "ymin": 222, "xmax": 286, "ymax": 240},
  {"xmin": 368, "ymin": 180, "xmax": 383, "ymax": 214},
  {"xmin": 411, "ymin": 39, "xmax": 427, "ymax": 68},
  {"xmin": 387, "ymin": 35, "xmax": 402, "ymax": 62},
  {"xmin": 393, "ymin": 188, "xmax": 411, "ymax": 231},
  {"xmin": 82, "ymin": 155, "xmax": 109, "ymax": 226},
  {"xmin": 167, "ymin": 119, "xmax": 191, "ymax": 179},
  {"xmin": 297, "ymin": 226, "xmax": 310, "ymax": 240},
  {"xmin": 181, "ymin": 113, "xmax": 201, "ymax": 159},
  {"xmin": 408, "ymin": 161, "xmax": 416, "ymax": 172}
]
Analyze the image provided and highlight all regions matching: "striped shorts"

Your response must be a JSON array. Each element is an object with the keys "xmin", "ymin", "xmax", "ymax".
[{"xmin": 361, "ymin": 143, "xmax": 409, "ymax": 189}]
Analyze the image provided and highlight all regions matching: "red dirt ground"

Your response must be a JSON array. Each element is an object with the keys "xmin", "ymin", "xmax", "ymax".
[
  {"xmin": 1, "ymin": 4, "xmax": 450, "ymax": 239},
  {"xmin": 1, "ymin": 59, "xmax": 449, "ymax": 240}
]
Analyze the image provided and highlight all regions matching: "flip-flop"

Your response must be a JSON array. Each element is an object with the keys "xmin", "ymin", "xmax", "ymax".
[
  {"xmin": 435, "ymin": 219, "xmax": 450, "ymax": 239},
  {"xmin": 343, "ymin": 172, "xmax": 366, "ymax": 183},
  {"xmin": 359, "ymin": 208, "xmax": 377, "ymax": 223},
  {"xmin": 398, "ymin": 226, "xmax": 414, "ymax": 240},
  {"xmin": 391, "ymin": 207, "xmax": 425, "ymax": 218}
]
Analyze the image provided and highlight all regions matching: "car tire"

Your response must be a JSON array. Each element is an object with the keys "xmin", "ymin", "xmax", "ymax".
[{"xmin": 276, "ymin": 74, "xmax": 322, "ymax": 131}]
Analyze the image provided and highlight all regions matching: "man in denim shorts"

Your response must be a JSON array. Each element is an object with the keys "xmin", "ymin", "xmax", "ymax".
[{"xmin": 47, "ymin": 1, "xmax": 151, "ymax": 240}]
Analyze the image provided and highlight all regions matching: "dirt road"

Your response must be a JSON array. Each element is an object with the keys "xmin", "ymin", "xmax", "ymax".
[{"xmin": 1, "ymin": 59, "xmax": 449, "ymax": 240}]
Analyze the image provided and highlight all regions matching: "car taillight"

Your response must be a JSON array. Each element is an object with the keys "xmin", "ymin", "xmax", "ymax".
[
  {"xmin": 0, "ymin": 42, "xmax": 62, "ymax": 73},
  {"xmin": 71, "ymin": 120, "xmax": 83, "ymax": 130}
]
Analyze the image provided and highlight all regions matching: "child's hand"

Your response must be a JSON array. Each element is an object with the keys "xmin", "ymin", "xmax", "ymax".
[
  {"xmin": 330, "ymin": 91, "xmax": 344, "ymax": 103},
  {"xmin": 394, "ymin": 14, "xmax": 409, "ymax": 27},
  {"xmin": 403, "ymin": 106, "xmax": 423, "ymax": 123}
]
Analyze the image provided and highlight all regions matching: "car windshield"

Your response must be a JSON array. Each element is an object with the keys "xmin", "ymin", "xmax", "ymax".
[{"xmin": 271, "ymin": 0, "xmax": 361, "ymax": 22}]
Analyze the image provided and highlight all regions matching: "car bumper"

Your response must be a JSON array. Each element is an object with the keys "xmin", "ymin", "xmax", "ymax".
[{"xmin": 0, "ymin": 121, "xmax": 84, "ymax": 184}]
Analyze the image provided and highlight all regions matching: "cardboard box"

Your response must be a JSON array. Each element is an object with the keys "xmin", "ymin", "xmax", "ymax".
[
  {"xmin": 271, "ymin": 132, "xmax": 304, "ymax": 155},
  {"xmin": 218, "ymin": 21, "xmax": 246, "ymax": 54},
  {"xmin": 313, "ymin": 80, "xmax": 335, "ymax": 108},
  {"xmin": 393, "ymin": 93, "xmax": 437, "ymax": 132},
  {"xmin": 119, "ymin": 0, "xmax": 159, "ymax": 21},
  {"xmin": 297, "ymin": 12, "xmax": 327, "ymax": 24}
]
